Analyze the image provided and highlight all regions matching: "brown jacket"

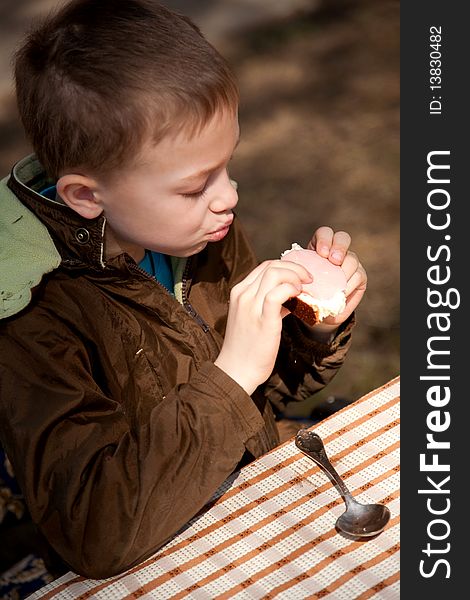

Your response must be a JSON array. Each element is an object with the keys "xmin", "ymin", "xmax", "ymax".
[{"xmin": 0, "ymin": 155, "xmax": 353, "ymax": 578}]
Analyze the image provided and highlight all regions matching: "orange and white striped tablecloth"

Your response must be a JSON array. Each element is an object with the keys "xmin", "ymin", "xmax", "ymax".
[{"xmin": 30, "ymin": 376, "xmax": 400, "ymax": 600}]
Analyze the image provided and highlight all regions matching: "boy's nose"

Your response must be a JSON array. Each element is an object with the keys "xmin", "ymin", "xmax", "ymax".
[{"xmin": 209, "ymin": 173, "xmax": 238, "ymax": 213}]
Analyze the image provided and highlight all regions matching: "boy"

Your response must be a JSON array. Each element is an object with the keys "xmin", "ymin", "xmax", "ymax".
[{"xmin": 0, "ymin": 0, "xmax": 366, "ymax": 580}]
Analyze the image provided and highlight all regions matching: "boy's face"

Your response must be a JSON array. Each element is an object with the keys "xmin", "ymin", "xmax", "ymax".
[{"xmin": 95, "ymin": 109, "xmax": 240, "ymax": 260}]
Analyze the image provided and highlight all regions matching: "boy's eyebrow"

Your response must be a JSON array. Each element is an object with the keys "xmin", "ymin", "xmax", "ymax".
[{"xmin": 181, "ymin": 134, "xmax": 241, "ymax": 183}]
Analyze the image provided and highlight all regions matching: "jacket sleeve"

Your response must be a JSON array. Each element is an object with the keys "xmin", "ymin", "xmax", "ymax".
[
  {"xmin": 0, "ymin": 313, "xmax": 265, "ymax": 579},
  {"xmin": 266, "ymin": 312, "xmax": 355, "ymax": 412}
]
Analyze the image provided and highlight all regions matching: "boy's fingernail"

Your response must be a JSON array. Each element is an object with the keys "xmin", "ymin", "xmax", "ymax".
[
  {"xmin": 331, "ymin": 251, "xmax": 343, "ymax": 262},
  {"xmin": 319, "ymin": 246, "xmax": 329, "ymax": 256}
]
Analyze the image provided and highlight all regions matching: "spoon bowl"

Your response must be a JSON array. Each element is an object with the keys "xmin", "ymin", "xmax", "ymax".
[
  {"xmin": 336, "ymin": 501, "xmax": 390, "ymax": 538},
  {"xmin": 295, "ymin": 430, "xmax": 391, "ymax": 538}
]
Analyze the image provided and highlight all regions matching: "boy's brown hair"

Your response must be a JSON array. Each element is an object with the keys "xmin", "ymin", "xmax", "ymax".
[{"xmin": 14, "ymin": 0, "xmax": 239, "ymax": 179}]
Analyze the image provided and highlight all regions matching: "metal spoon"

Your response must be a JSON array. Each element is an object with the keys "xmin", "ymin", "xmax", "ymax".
[{"xmin": 295, "ymin": 430, "xmax": 391, "ymax": 537}]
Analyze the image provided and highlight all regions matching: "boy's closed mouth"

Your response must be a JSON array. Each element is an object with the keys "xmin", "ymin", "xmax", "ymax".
[{"xmin": 207, "ymin": 216, "xmax": 234, "ymax": 241}]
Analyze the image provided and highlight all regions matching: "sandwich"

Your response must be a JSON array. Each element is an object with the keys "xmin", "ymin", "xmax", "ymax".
[{"xmin": 280, "ymin": 243, "xmax": 347, "ymax": 326}]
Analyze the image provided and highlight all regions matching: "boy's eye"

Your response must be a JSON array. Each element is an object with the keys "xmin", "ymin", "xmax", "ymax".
[
  {"xmin": 180, "ymin": 164, "xmax": 229, "ymax": 199},
  {"xmin": 182, "ymin": 183, "xmax": 208, "ymax": 199}
]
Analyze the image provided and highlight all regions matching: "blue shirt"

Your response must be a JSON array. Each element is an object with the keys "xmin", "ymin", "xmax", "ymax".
[
  {"xmin": 139, "ymin": 250, "xmax": 174, "ymax": 294},
  {"xmin": 41, "ymin": 185, "xmax": 57, "ymax": 200}
]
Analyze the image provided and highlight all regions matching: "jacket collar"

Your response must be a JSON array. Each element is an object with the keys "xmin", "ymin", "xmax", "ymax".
[{"xmin": 8, "ymin": 154, "xmax": 107, "ymax": 270}]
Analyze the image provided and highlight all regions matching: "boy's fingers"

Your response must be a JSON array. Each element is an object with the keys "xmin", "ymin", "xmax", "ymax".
[
  {"xmin": 262, "ymin": 283, "xmax": 301, "ymax": 319},
  {"xmin": 339, "ymin": 251, "xmax": 359, "ymax": 279},
  {"xmin": 254, "ymin": 262, "xmax": 314, "ymax": 298},
  {"xmin": 236, "ymin": 260, "xmax": 312, "ymax": 297},
  {"xmin": 344, "ymin": 267, "xmax": 367, "ymax": 298},
  {"xmin": 254, "ymin": 267, "xmax": 303, "ymax": 307},
  {"xmin": 308, "ymin": 228, "xmax": 352, "ymax": 264},
  {"xmin": 232, "ymin": 261, "xmax": 272, "ymax": 292},
  {"xmin": 274, "ymin": 260, "xmax": 312, "ymax": 283},
  {"xmin": 328, "ymin": 231, "xmax": 352, "ymax": 264},
  {"xmin": 308, "ymin": 226, "xmax": 334, "ymax": 257},
  {"xmin": 344, "ymin": 264, "xmax": 367, "ymax": 297}
]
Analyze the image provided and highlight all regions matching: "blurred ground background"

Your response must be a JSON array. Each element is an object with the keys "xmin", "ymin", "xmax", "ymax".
[{"xmin": 0, "ymin": 0, "xmax": 399, "ymax": 409}]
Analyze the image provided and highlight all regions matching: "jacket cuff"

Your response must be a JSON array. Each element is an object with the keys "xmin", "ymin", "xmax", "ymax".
[
  {"xmin": 283, "ymin": 312, "xmax": 355, "ymax": 362},
  {"xmin": 197, "ymin": 361, "xmax": 266, "ymax": 441}
]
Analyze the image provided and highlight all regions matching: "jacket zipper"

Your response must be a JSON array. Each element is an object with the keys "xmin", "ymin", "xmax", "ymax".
[
  {"xmin": 129, "ymin": 258, "xmax": 210, "ymax": 333},
  {"xmin": 181, "ymin": 258, "xmax": 210, "ymax": 333},
  {"xmin": 129, "ymin": 262, "xmax": 172, "ymax": 295}
]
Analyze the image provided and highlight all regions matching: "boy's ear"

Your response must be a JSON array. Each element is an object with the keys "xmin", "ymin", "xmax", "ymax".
[{"xmin": 56, "ymin": 174, "xmax": 103, "ymax": 220}]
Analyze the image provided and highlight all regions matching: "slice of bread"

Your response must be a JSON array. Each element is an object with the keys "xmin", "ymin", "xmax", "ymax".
[{"xmin": 283, "ymin": 295, "xmax": 321, "ymax": 326}]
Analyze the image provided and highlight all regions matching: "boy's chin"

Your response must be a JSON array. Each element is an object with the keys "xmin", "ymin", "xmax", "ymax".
[{"xmin": 173, "ymin": 242, "xmax": 208, "ymax": 258}]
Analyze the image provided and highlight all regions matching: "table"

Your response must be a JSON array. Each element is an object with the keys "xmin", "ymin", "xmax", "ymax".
[{"xmin": 29, "ymin": 376, "xmax": 400, "ymax": 599}]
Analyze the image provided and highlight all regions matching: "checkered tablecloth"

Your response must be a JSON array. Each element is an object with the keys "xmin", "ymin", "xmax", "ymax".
[{"xmin": 29, "ymin": 376, "xmax": 400, "ymax": 599}]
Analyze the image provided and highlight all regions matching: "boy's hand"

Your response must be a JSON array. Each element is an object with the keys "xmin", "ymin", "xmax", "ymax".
[
  {"xmin": 307, "ymin": 226, "xmax": 367, "ymax": 334},
  {"xmin": 214, "ymin": 260, "xmax": 312, "ymax": 395}
]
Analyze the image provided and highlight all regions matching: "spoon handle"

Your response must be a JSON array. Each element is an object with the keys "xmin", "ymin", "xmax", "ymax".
[{"xmin": 295, "ymin": 432, "xmax": 355, "ymax": 507}]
